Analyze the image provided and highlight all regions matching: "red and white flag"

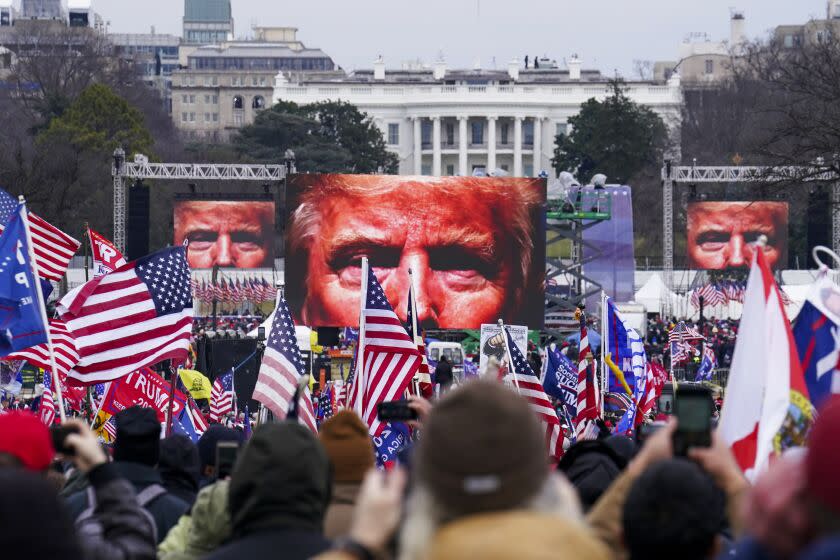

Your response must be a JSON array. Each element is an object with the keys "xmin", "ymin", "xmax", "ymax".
[
  {"xmin": 252, "ymin": 296, "xmax": 317, "ymax": 432},
  {"xmin": 355, "ymin": 262, "xmax": 422, "ymax": 436},
  {"xmin": 575, "ymin": 311, "xmax": 600, "ymax": 439},
  {"xmin": 39, "ymin": 369, "xmax": 56, "ymax": 426},
  {"xmin": 720, "ymin": 248, "xmax": 802, "ymax": 480},
  {"xmin": 405, "ymin": 276, "xmax": 433, "ymax": 398},
  {"xmin": 88, "ymin": 228, "xmax": 126, "ymax": 278},
  {"xmin": 57, "ymin": 247, "xmax": 193, "ymax": 385},
  {"xmin": 7, "ymin": 319, "xmax": 80, "ymax": 379}
]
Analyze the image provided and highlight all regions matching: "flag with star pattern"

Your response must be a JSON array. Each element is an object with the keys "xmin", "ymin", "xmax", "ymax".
[
  {"xmin": 252, "ymin": 295, "xmax": 317, "ymax": 432},
  {"xmin": 56, "ymin": 246, "xmax": 193, "ymax": 385}
]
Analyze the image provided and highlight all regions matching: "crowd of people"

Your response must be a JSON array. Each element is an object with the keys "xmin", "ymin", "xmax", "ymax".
[{"xmin": 2, "ymin": 376, "xmax": 839, "ymax": 559}]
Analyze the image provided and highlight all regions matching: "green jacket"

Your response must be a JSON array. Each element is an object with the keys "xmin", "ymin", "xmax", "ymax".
[{"xmin": 158, "ymin": 480, "xmax": 231, "ymax": 560}]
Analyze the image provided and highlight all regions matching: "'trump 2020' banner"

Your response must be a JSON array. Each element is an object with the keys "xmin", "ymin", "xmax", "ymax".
[{"xmin": 101, "ymin": 367, "xmax": 187, "ymax": 422}]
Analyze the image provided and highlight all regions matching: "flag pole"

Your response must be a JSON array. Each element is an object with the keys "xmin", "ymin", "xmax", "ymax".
[
  {"xmin": 83, "ymin": 222, "xmax": 90, "ymax": 282},
  {"xmin": 600, "ymin": 291, "xmax": 606, "ymax": 418},
  {"xmin": 354, "ymin": 257, "xmax": 368, "ymax": 418},
  {"xmin": 17, "ymin": 198, "xmax": 66, "ymax": 422},
  {"xmin": 498, "ymin": 319, "xmax": 520, "ymax": 391}
]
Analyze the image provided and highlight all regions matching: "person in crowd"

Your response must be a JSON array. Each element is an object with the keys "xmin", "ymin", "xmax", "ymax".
[
  {"xmin": 318, "ymin": 410, "xmax": 376, "ymax": 539},
  {"xmin": 204, "ymin": 422, "xmax": 332, "ymax": 559},
  {"xmin": 557, "ymin": 435, "xmax": 633, "ymax": 511},
  {"xmin": 433, "ymin": 355, "xmax": 453, "ymax": 394},
  {"xmin": 196, "ymin": 424, "xmax": 244, "ymax": 487},
  {"xmin": 65, "ymin": 407, "xmax": 190, "ymax": 544},
  {"xmin": 0, "ymin": 412, "xmax": 157, "ymax": 560},
  {"xmin": 319, "ymin": 380, "xmax": 609, "ymax": 560},
  {"xmin": 159, "ymin": 480, "xmax": 231, "ymax": 560},
  {"xmin": 159, "ymin": 435, "xmax": 201, "ymax": 507},
  {"xmin": 586, "ymin": 420, "xmax": 749, "ymax": 560}
]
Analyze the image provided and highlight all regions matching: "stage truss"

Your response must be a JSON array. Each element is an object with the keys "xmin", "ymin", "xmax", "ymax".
[{"xmin": 661, "ymin": 162, "xmax": 840, "ymax": 316}]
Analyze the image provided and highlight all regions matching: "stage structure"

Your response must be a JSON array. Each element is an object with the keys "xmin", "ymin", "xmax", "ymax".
[
  {"xmin": 661, "ymin": 161, "xmax": 840, "ymax": 316},
  {"xmin": 545, "ymin": 189, "xmax": 612, "ymax": 338},
  {"xmin": 111, "ymin": 148, "xmax": 295, "ymax": 251}
]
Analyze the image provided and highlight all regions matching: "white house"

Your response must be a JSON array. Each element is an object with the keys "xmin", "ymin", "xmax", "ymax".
[{"xmin": 273, "ymin": 56, "xmax": 682, "ymax": 177}]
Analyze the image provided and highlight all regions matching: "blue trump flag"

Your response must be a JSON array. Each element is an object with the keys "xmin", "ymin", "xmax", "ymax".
[
  {"xmin": 605, "ymin": 298, "xmax": 646, "ymax": 395},
  {"xmin": 0, "ymin": 204, "xmax": 47, "ymax": 356},
  {"xmin": 543, "ymin": 344, "xmax": 578, "ymax": 420},
  {"xmin": 374, "ymin": 421, "xmax": 410, "ymax": 467}
]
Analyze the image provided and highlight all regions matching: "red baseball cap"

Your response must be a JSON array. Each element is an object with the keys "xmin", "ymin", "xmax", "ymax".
[
  {"xmin": 806, "ymin": 396, "xmax": 840, "ymax": 514},
  {"xmin": 0, "ymin": 411, "xmax": 54, "ymax": 471}
]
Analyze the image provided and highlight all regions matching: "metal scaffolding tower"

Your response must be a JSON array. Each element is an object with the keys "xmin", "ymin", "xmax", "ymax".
[
  {"xmin": 111, "ymin": 149, "xmax": 292, "ymax": 251},
  {"xmin": 661, "ymin": 161, "xmax": 840, "ymax": 316}
]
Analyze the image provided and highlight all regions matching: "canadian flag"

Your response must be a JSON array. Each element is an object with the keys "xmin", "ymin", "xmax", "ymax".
[{"xmin": 719, "ymin": 248, "xmax": 803, "ymax": 480}]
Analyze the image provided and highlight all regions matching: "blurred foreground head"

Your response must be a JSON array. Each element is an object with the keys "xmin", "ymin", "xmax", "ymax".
[{"xmin": 401, "ymin": 380, "xmax": 582, "ymax": 560}]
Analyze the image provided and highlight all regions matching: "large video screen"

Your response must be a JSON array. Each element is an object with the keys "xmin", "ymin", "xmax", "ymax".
[
  {"xmin": 687, "ymin": 201, "xmax": 789, "ymax": 270},
  {"xmin": 285, "ymin": 174, "xmax": 547, "ymax": 329},
  {"xmin": 174, "ymin": 198, "xmax": 275, "ymax": 269}
]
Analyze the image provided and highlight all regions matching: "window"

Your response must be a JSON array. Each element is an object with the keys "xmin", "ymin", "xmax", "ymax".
[
  {"xmin": 446, "ymin": 164, "xmax": 455, "ymax": 176},
  {"xmin": 471, "ymin": 121, "xmax": 484, "ymax": 145},
  {"xmin": 205, "ymin": 112, "xmax": 211, "ymax": 123},
  {"xmin": 445, "ymin": 122, "xmax": 455, "ymax": 146},
  {"xmin": 421, "ymin": 163, "xmax": 432, "ymax": 175},
  {"xmin": 252, "ymin": 95, "xmax": 265, "ymax": 109},
  {"xmin": 501, "ymin": 123, "xmax": 509, "ymax": 145},
  {"xmin": 388, "ymin": 123, "xmax": 400, "ymax": 145},
  {"xmin": 233, "ymin": 112, "xmax": 243, "ymax": 126},
  {"xmin": 524, "ymin": 164, "xmax": 533, "ymax": 177},
  {"xmin": 704, "ymin": 59, "xmax": 714, "ymax": 74},
  {"xmin": 189, "ymin": 94, "xmax": 196, "ymax": 104},
  {"xmin": 212, "ymin": 113, "xmax": 219, "ymax": 122},
  {"xmin": 259, "ymin": 76, "xmax": 267, "ymax": 86},
  {"xmin": 421, "ymin": 121, "xmax": 432, "ymax": 147},
  {"xmin": 252, "ymin": 76, "xmax": 259, "ymax": 86},
  {"xmin": 181, "ymin": 94, "xmax": 188, "ymax": 104},
  {"xmin": 233, "ymin": 95, "xmax": 244, "ymax": 109},
  {"xmin": 181, "ymin": 112, "xmax": 187, "ymax": 123},
  {"xmin": 189, "ymin": 112, "xmax": 195, "ymax": 122},
  {"xmin": 204, "ymin": 77, "xmax": 212, "ymax": 86},
  {"xmin": 212, "ymin": 95, "xmax": 218, "ymax": 104},
  {"xmin": 204, "ymin": 94, "xmax": 211, "ymax": 103},
  {"xmin": 523, "ymin": 121, "xmax": 534, "ymax": 146},
  {"xmin": 555, "ymin": 122, "xmax": 568, "ymax": 137},
  {"xmin": 784, "ymin": 34, "xmax": 794, "ymax": 48}
]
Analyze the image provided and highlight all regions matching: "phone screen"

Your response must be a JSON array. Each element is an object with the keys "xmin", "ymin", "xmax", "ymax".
[{"xmin": 677, "ymin": 396, "xmax": 712, "ymax": 431}]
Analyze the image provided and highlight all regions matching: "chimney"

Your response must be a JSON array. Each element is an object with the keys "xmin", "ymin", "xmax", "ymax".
[
  {"xmin": 507, "ymin": 58, "xmax": 520, "ymax": 81},
  {"xmin": 433, "ymin": 58, "xmax": 447, "ymax": 80},
  {"xmin": 373, "ymin": 55, "xmax": 385, "ymax": 81},
  {"xmin": 568, "ymin": 54, "xmax": 582, "ymax": 80},
  {"xmin": 730, "ymin": 11, "xmax": 746, "ymax": 46}
]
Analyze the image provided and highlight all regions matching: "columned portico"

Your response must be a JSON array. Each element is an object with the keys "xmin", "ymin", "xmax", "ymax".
[
  {"xmin": 458, "ymin": 115, "xmax": 468, "ymax": 176},
  {"xmin": 432, "ymin": 116, "xmax": 442, "ymax": 176},
  {"xmin": 513, "ymin": 116, "xmax": 523, "ymax": 177},
  {"xmin": 487, "ymin": 115, "xmax": 497, "ymax": 173}
]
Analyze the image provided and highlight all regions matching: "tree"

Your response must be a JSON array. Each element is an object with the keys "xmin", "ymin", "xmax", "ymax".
[
  {"xmin": 551, "ymin": 80, "xmax": 669, "ymax": 184},
  {"xmin": 233, "ymin": 100, "xmax": 398, "ymax": 173}
]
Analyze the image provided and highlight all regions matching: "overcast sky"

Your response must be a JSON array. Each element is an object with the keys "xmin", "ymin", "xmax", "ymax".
[{"xmin": 91, "ymin": 0, "xmax": 828, "ymax": 76}]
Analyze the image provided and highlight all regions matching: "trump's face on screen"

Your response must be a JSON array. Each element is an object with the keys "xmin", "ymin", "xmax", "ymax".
[
  {"xmin": 285, "ymin": 175, "xmax": 546, "ymax": 329},
  {"xmin": 174, "ymin": 200, "xmax": 274, "ymax": 269},
  {"xmin": 687, "ymin": 201, "xmax": 788, "ymax": 270}
]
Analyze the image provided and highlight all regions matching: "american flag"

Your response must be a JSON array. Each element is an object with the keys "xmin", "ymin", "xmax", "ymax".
[
  {"xmin": 634, "ymin": 362, "xmax": 658, "ymax": 424},
  {"xmin": 317, "ymin": 383, "xmax": 336, "ymax": 425},
  {"xmin": 355, "ymin": 268, "xmax": 422, "ymax": 437},
  {"xmin": 209, "ymin": 369, "xmax": 235, "ymax": 422},
  {"xmin": 575, "ymin": 310, "xmax": 599, "ymax": 439},
  {"xmin": 102, "ymin": 417, "xmax": 117, "ymax": 440},
  {"xmin": 668, "ymin": 321, "xmax": 704, "ymax": 364},
  {"xmin": 56, "ymin": 246, "xmax": 193, "ymax": 384},
  {"xmin": 0, "ymin": 188, "xmax": 80, "ymax": 281},
  {"xmin": 504, "ymin": 326, "xmax": 564, "ymax": 460},
  {"xmin": 405, "ymin": 277, "xmax": 433, "ymax": 398},
  {"xmin": 252, "ymin": 296, "xmax": 317, "ymax": 432},
  {"xmin": 39, "ymin": 370, "xmax": 56, "ymax": 426},
  {"xmin": 7, "ymin": 318, "xmax": 80, "ymax": 379}
]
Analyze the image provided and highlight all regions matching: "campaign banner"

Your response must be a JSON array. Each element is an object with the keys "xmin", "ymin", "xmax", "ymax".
[
  {"xmin": 101, "ymin": 368, "xmax": 186, "ymax": 422},
  {"xmin": 88, "ymin": 228, "xmax": 126, "ymax": 277},
  {"xmin": 479, "ymin": 323, "xmax": 528, "ymax": 375}
]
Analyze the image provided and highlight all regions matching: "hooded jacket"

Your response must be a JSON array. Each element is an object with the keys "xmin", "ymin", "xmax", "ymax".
[
  {"xmin": 158, "ymin": 480, "xmax": 231, "ymax": 560},
  {"xmin": 204, "ymin": 423, "xmax": 332, "ymax": 560}
]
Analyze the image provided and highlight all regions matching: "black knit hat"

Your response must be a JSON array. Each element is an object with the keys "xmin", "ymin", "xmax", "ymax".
[
  {"xmin": 414, "ymin": 380, "xmax": 549, "ymax": 516},
  {"xmin": 114, "ymin": 406, "xmax": 161, "ymax": 466}
]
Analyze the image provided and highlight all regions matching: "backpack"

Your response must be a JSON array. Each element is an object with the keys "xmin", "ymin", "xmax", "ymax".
[{"xmin": 75, "ymin": 483, "xmax": 166, "ymax": 543}]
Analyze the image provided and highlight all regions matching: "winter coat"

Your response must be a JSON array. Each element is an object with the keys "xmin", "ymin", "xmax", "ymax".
[
  {"xmin": 434, "ymin": 360, "xmax": 453, "ymax": 386},
  {"xmin": 323, "ymin": 482, "xmax": 361, "ymax": 539},
  {"xmin": 65, "ymin": 461, "xmax": 189, "ymax": 544},
  {"xmin": 158, "ymin": 480, "xmax": 231, "ymax": 560},
  {"xmin": 80, "ymin": 462, "xmax": 158, "ymax": 560},
  {"xmin": 203, "ymin": 423, "xmax": 332, "ymax": 560}
]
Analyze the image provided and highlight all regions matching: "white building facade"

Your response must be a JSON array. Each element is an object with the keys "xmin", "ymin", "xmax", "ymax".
[{"xmin": 273, "ymin": 58, "xmax": 682, "ymax": 177}]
